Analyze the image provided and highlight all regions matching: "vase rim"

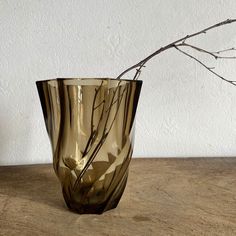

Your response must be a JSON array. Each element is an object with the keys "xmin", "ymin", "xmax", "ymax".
[{"xmin": 36, "ymin": 77, "xmax": 143, "ymax": 84}]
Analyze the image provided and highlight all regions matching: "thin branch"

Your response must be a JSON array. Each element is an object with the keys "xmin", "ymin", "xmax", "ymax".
[
  {"xmin": 102, "ymin": 81, "xmax": 122, "ymax": 136},
  {"xmin": 72, "ymin": 19, "xmax": 236, "ymax": 192},
  {"xmin": 133, "ymin": 64, "xmax": 145, "ymax": 80},
  {"xmin": 105, "ymin": 88, "xmax": 126, "ymax": 112},
  {"xmin": 174, "ymin": 46, "xmax": 236, "ymax": 86},
  {"xmin": 73, "ymin": 82, "xmax": 127, "ymax": 190},
  {"xmin": 212, "ymin": 47, "xmax": 236, "ymax": 54},
  {"xmin": 84, "ymin": 98, "xmax": 106, "ymax": 156},
  {"xmin": 176, "ymin": 42, "xmax": 236, "ymax": 59},
  {"xmin": 91, "ymin": 81, "xmax": 103, "ymax": 134},
  {"xmin": 105, "ymin": 86, "xmax": 127, "ymax": 135},
  {"xmin": 115, "ymin": 19, "xmax": 236, "ymax": 81},
  {"xmin": 94, "ymin": 100, "xmax": 105, "ymax": 110},
  {"xmin": 83, "ymin": 81, "xmax": 103, "ymax": 157}
]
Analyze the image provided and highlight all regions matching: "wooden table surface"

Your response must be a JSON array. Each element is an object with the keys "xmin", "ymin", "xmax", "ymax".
[{"xmin": 0, "ymin": 158, "xmax": 236, "ymax": 236}]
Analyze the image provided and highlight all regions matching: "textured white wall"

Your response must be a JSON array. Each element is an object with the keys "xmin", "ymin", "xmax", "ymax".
[{"xmin": 1, "ymin": 0, "xmax": 236, "ymax": 165}]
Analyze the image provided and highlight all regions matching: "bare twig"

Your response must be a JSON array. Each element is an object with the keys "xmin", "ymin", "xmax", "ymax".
[
  {"xmin": 72, "ymin": 19, "xmax": 236, "ymax": 193},
  {"xmin": 105, "ymin": 88, "xmax": 126, "ymax": 112},
  {"xmin": 73, "ymin": 81, "xmax": 128, "ymax": 190},
  {"xmin": 174, "ymin": 46, "xmax": 236, "ymax": 86},
  {"xmin": 115, "ymin": 19, "xmax": 236, "ymax": 83},
  {"xmin": 105, "ymin": 86, "xmax": 127, "ymax": 135},
  {"xmin": 83, "ymin": 81, "xmax": 104, "ymax": 157},
  {"xmin": 102, "ymin": 81, "xmax": 122, "ymax": 136},
  {"xmin": 94, "ymin": 100, "xmax": 105, "ymax": 110},
  {"xmin": 91, "ymin": 81, "xmax": 103, "ymax": 134},
  {"xmin": 212, "ymin": 47, "xmax": 236, "ymax": 54},
  {"xmin": 176, "ymin": 42, "xmax": 236, "ymax": 59}
]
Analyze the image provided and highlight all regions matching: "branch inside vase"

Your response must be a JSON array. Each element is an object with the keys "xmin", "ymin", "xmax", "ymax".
[{"xmin": 73, "ymin": 81, "xmax": 128, "ymax": 190}]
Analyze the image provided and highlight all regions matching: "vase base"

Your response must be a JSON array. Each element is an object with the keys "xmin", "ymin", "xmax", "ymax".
[
  {"xmin": 65, "ymin": 199, "xmax": 120, "ymax": 214},
  {"xmin": 63, "ymin": 173, "xmax": 128, "ymax": 214}
]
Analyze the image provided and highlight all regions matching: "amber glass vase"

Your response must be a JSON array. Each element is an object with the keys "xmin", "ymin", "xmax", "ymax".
[{"xmin": 36, "ymin": 78, "xmax": 142, "ymax": 214}]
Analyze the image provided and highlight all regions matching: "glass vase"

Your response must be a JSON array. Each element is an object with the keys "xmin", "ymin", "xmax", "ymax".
[{"xmin": 36, "ymin": 78, "xmax": 142, "ymax": 214}]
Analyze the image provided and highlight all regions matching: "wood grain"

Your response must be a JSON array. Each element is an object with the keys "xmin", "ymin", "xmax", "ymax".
[{"xmin": 0, "ymin": 158, "xmax": 236, "ymax": 236}]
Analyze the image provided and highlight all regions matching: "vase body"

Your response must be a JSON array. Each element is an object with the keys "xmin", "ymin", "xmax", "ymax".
[{"xmin": 36, "ymin": 78, "xmax": 142, "ymax": 214}]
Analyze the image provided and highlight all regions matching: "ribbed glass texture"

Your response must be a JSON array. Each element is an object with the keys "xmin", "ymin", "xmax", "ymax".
[{"xmin": 36, "ymin": 78, "xmax": 142, "ymax": 214}]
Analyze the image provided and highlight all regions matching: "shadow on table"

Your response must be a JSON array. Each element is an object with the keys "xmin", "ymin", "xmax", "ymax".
[{"xmin": 0, "ymin": 164, "xmax": 68, "ymax": 212}]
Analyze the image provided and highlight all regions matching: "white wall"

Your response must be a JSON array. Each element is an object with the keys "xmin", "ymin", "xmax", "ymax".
[{"xmin": 1, "ymin": 0, "xmax": 236, "ymax": 165}]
